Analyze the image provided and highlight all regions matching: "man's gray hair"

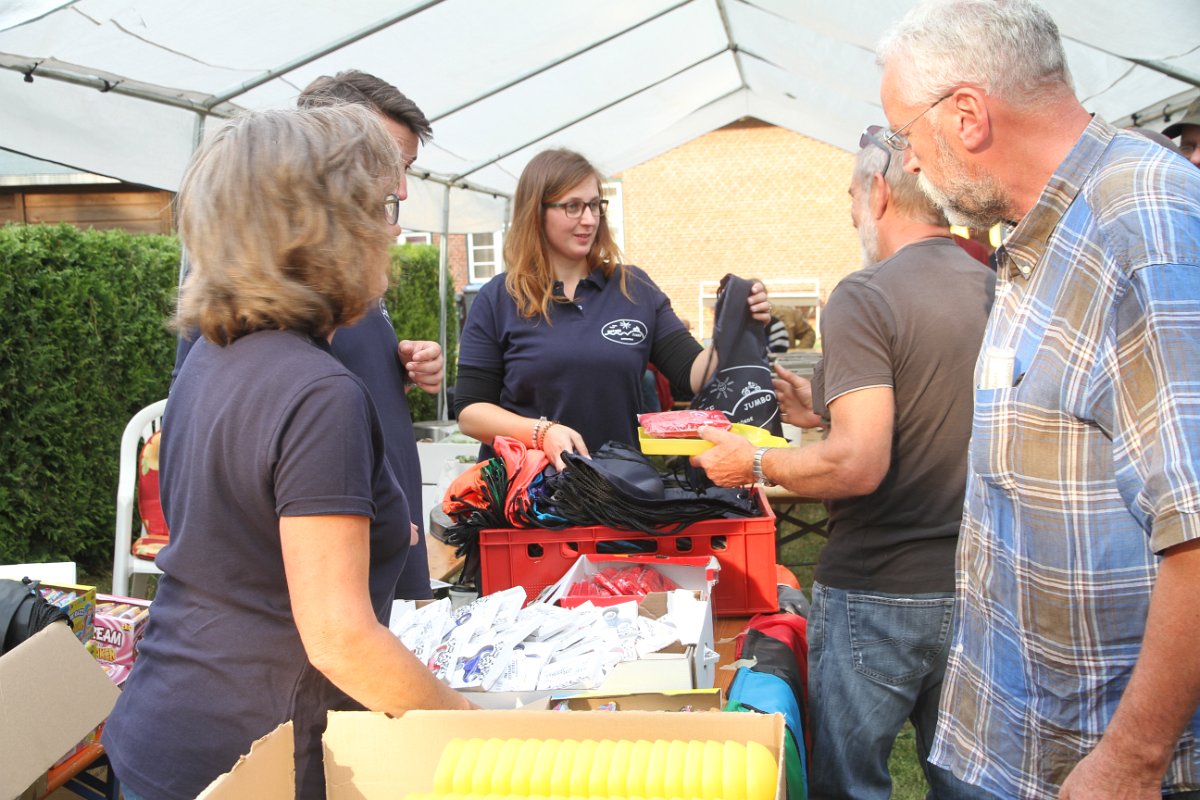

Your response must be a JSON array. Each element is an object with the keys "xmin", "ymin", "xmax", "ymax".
[
  {"xmin": 854, "ymin": 141, "xmax": 947, "ymax": 227},
  {"xmin": 877, "ymin": 0, "xmax": 1072, "ymax": 107}
]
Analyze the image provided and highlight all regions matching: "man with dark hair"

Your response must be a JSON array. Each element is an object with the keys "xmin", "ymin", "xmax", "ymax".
[
  {"xmin": 693, "ymin": 129, "xmax": 994, "ymax": 799},
  {"xmin": 877, "ymin": 1, "xmax": 1200, "ymax": 797},
  {"xmin": 298, "ymin": 70, "xmax": 442, "ymax": 601},
  {"xmin": 172, "ymin": 70, "xmax": 443, "ymax": 601},
  {"xmin": 298, "ymin": 70, "xmax": 433, "ymax": 143}
]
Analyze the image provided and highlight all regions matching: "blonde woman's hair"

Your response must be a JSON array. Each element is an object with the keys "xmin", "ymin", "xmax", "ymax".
[
  {"xmin": 175, "ymin": 104, "xmax": 402, "ymax": 344},
  {"xmin": 503, "ymin": 148, "xmax": 627, "ymax": 322}
]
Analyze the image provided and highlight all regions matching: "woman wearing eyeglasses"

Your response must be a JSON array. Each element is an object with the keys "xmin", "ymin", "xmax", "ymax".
[
  {"xmin": 102, "ymin": 105, "xmax": 472, "ymax": 800},
  {"xmin": 454, "ymin": 148, "xmax": 769, "ymax": 469}
]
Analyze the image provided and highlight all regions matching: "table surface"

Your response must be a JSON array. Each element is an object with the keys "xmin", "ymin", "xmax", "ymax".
[{"xmin": 713, "ymin": 615, "xmax": 752, "ymax": 695}]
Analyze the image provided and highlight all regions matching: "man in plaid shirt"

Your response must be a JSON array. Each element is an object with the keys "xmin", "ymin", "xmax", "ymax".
[{"xmin": 877, "ymin": 1, "xmax": 1200, "ymax": 798}]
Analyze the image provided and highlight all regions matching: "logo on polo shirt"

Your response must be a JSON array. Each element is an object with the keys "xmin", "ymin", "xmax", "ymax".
[{"xmin": 601, "ymin": 319, "xmax": 647, "ymax": 345}]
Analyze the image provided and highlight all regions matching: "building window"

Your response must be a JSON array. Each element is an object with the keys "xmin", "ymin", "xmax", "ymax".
[
  {"xmin": 398, "ymin": 231, "xmax": 432, "ymax": 245},
  {"xmin": 468, "ymin": 230, "xmax": 503, "ymax": 283},
  {"xmin": 602, "ymin": 181, "xmax": 624, "ymax": 252}
]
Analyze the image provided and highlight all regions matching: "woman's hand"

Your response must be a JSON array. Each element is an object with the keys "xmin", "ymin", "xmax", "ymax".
[
  {"xmin": 747, "ymin": 280, "xmax": 771, "ymax": 326},
  {"xmin": 541, "ymin": 423, "xmax": 589, "ymax": 470}
]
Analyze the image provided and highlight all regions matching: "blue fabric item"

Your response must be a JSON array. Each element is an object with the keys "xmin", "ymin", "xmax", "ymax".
[
  {"xmin": 727, "ymin": 667, "xmax": 807, "ymax": 800},
  {"xmin": 808, "ymin": 582, "xmax": 980, "ymax": 800}
]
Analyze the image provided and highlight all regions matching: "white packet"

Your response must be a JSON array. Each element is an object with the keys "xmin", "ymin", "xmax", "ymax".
[
  {"xmin": 488, "ymin": 586, "xmax": 528, "ymax": 629},
  {"xmin": 536, "ymin": 651, "xmax": 605, "ymax": 691},
  {"xmin": 488, "ymin": 640, "xmax": 555, "ymax": 692},
  {"xmin": 634, "ymin": 615, "xmax": 682, "ymax": 658}
]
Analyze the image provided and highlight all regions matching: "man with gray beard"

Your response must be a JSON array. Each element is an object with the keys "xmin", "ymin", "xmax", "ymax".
[
  {"xmin": 693, "ymin": 129, "xmax": 994, "ymax": 799},
  {"xmin": 877, "ymin": 1, "xmax": 1200, "ymax": 797}
]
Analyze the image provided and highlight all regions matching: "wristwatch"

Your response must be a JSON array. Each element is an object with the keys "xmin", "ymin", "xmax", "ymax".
[{"xmin": 753, "ymin": 447, "xmax": 776, "ymax": 487}]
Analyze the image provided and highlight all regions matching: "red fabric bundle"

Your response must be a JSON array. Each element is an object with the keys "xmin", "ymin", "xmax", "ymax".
[
  {"xmin": 637, "ymin": 409, "xmax": 731, "ymax": 438},
  {"xmin": 566, "ymin": 565, "xmax": 679, "ymax": 599}
]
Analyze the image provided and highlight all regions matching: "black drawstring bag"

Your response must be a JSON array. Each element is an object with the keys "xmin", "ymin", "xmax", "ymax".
[
  {"xmin": 441, "ymin": 457, "xmax": 511, "ymax": 588},
  {"xmin": 544, "ymin": 441, "xmax": 760, "ymax": 536},
  {"xmin": 691, "ymin": 273, "xmax": 783, "ymax": 436},
  {"xmin": 0, "ymin": 577, "xmax": 71, "ymax": 655}
]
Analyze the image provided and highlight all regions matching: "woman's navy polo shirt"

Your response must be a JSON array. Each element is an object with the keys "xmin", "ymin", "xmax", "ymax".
[
  {"xmin": 458, "ymin": 264, "xmax": 688, "ymax": 449},
  {"xmin": 104, "ymin": 330, "xmax": 411, "ymax": 800}
]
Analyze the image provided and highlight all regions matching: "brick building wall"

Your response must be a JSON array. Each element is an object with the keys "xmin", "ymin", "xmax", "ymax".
[
  {"xmin": 617, "ymin": 118, "xmax": 861, "ymax": 340},
  {"xmin": 443, "ymin": 118, "xmax": 864, "ymax": 344}
]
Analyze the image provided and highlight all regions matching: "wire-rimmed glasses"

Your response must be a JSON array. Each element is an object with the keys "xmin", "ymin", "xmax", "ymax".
[
  {"xmin": 383, "ymin": 193, "xmax": 401, "ymax": 226},
  {"xmin": 883, "ymin": 91, "xmax": 955, "ymax": 151}
]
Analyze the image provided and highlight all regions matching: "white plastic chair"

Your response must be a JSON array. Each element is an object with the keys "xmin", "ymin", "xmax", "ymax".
[{"xmin": 112, "ymin": 398, "xmax": 168, "ymax": 598}]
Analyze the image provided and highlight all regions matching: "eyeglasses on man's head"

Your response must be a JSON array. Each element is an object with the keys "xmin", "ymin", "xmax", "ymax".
[
  {"xmin": 884, "ymin": 90, "xmax": 955, "ymax": 152},
  {"xmin": 859, "ymin": 124, "xmax": 892, "ymax": 174},
  {"xmin": 383, "ymin": 193, "xmax": 401, "ymax": 226},
  {"xmin": 542, "ymin": 198, "xmax": 608, "ymax": 219}
]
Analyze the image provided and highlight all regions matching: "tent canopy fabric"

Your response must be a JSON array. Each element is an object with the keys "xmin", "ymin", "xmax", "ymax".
[{"xmin": 2, "ymin": 0, "xmax": 1198, "ymax": 234}]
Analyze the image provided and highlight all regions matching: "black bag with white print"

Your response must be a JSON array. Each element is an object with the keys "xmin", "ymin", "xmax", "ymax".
[{"xmin": 690, "ymin": 273, "xmax": 783, "ymax": 436}]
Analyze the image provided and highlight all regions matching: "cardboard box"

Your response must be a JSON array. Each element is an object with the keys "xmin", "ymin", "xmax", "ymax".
[
  {"xmin": 90, "ymin": 593, "xmax": 152, "ymax": 685},
  {"xmin": 38, "ymin": 581, "xmax": 96, "ymax": 645},
  {"xmin": 595, "ymin": 590, "xmax": 718, "ymax": 693},
  {"xmin": 539, "ymin": 554, "xmax": 720, "ymax": 607},
  {"xmin": 0, "ymin": 623, "xmax": 121, "ymax": 799},
  {"xmin": 549, "ymin": 687, "xmax": 724, "ymax": 712},
  {"xmin": 201, "ymin": 709, "xmax": 786, "ymax": 800},
  {"xmin": 541, "ymin": 555, "xmax": 721, "ymax": 693}
]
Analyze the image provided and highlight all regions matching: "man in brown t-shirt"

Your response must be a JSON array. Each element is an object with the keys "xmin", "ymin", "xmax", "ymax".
[{"xmin": 694, "ymin": 128, "xmax": 995, "ymax": 799}]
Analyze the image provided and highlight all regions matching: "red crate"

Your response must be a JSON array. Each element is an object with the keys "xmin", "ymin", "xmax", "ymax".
[{"xmin": 479, "ymin": 486, "xmax": 778, "ymax": 616}]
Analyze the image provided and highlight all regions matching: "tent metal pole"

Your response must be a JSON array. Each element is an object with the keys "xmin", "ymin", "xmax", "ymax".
[
  {"xmin": 0, "ymin": 61, "xmax": 237, "ymax": 116},
  {"xmin": 428, "ymin": 0, "xmax": 692, "ymax": 123},
  {"xmin": 1122, "ymin": 58, "xmax": 1200, "ymax": 90},
  {"xmin": 449, "ymin": 47, "xmax": 728, "ymax": 182},
  {"xmin": 437, "ymin": 183, "xmax": 452, "ymax": 421},
  {"xmin": 714, "ymin": 0, "xmax": 748, "ymax": 91},
  {"xmin": 206, "ymin": 0, "xmax": 447, "ymax": 107}
]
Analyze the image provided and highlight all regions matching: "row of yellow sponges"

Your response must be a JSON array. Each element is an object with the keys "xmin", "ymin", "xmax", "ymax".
[
  {"xmin": 405, "ymin": 796, "xmax": 729, "ymax": 800},
  {"xmin": 413, "ymin": 737, "xmax": 777, "ymax": 800}
]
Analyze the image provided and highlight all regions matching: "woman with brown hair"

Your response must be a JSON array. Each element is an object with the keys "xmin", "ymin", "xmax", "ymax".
[
  {"xmin": 103, "ymin": 104, "xmax": 471, "ymax": 800},
  {"xmin": 455, "ymin": 148, "xmax": 768, "ymax": 468}
]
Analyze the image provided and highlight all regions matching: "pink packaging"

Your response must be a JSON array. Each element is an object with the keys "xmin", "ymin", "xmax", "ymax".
[
  {"xmin": 89, "ymin": 594, "xmax": 151, "ymax": 683},
  {"xmin": 637, "ymin": 409, "xmax": 731, "ymax": 438}
]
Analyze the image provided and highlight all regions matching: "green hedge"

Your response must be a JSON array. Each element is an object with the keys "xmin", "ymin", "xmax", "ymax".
[
  {"xmin": 384, "ymin": 243, "xmax": 459, "ymax": 423},
  {"xmin": 0, "ymin": 226, "xmax": 457, "ymax": 572},
  {"xmin": 0, "ymin": 224, "xmax": 180, "ymax": 569}
]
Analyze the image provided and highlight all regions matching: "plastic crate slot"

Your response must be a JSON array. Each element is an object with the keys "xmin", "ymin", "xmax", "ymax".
[{"xmin": 477, "ymin": 487, "xmax": 778, "ymax": 616}]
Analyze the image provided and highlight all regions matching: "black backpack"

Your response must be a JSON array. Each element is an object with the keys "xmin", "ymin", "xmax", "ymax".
[{"xmin": 0, "ymin": 577, "xmax": 71, "ymax": 655}]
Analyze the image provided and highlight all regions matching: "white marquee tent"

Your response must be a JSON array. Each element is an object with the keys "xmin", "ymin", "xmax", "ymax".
[{"xmin": 2, "ymin": 0, "xmax": 1198, "ymax": 237}]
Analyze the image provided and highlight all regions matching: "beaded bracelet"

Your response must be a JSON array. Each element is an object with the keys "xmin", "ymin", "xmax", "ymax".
[
  {"xmin": 536, "ymin": 420, "xmax": 558, "ymax": 450},
  {"xmin": 531, "ymin": 416, "xmax": 547, "ymax": 448}
]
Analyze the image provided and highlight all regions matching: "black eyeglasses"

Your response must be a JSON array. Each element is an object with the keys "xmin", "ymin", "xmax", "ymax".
[
  {"xmin": 383, "ymin": 193, "xmax": 401, "ymax": 225},
  {"xmin": 884, "ymin": 90, "xmax": 955, "ymax": 151},
  {"xmin": 859, "ymin": 124, "xmax": 892, "ymax": 174},
  {"xmin": 542, "ymin": 198, "xmax": 608, "ymax": 219}
]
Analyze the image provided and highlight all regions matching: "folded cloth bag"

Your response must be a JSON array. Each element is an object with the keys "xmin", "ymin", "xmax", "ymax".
[{"xmin": 691, "ymin": 273, "xmax": 783, "ymax": 436}]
